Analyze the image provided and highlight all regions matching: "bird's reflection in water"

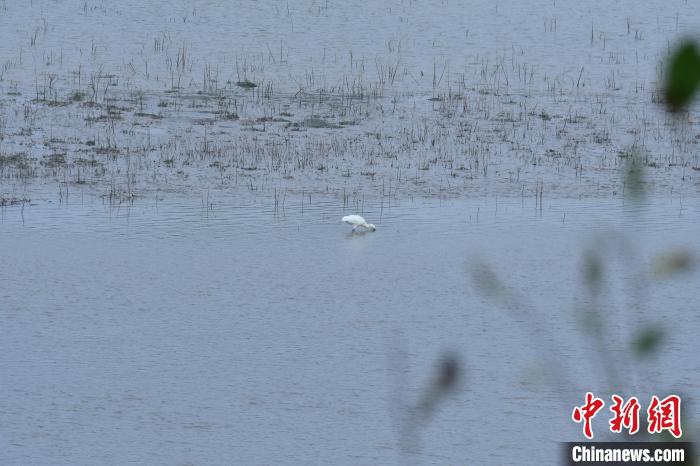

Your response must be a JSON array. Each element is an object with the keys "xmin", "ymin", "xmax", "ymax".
[{"xmin": 345, "ymin": 230, "xmax": 372, "ymax": 239}]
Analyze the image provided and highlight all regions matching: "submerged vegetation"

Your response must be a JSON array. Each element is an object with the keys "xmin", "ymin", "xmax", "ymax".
[{"xmin": 0, "ymin": 6, "xmax": 699, "ymax": 206}]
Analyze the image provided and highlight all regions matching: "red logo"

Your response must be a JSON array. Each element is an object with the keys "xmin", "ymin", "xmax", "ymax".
[
  {"xmin": 647, "ymin": 395, "xmax": 682, "ymax": 438},
  {"xmin": 572, "ymin": 392, "xmax": 605, "ymax": 439},
  {"xmin": 572, "ymin": 393, "xmax": 682, "ymax": 439},
  {"xmin": 609, "ymin": 395, "xmax": 640, "ymax": 435}
]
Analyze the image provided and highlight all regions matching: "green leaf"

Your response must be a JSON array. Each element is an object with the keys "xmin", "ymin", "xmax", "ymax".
[
  {"xmin": 664, "ymin": 41, "xmax": 700, "ymax": 112},
  {"xmin": 631, "ymin": 324, "xmax": 665, "ymax": 358}
]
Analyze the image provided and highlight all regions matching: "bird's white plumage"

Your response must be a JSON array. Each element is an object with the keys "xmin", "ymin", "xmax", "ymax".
[{"xmin": 342, "ymin": 214, "xmax": 376, "ymax": 231}]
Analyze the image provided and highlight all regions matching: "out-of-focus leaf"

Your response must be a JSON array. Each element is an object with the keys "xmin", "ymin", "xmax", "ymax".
[
  {"xmin": 583, "ymin": 251, "xmax": 603, "ymax": 292},
  {"xmin": 631, "ymin": 324, "xmax": 665, "ymax": 358},
  {"xmin": 664, "ymin": 41, "xmax": 700, "ymax": 112},
  {"xmin": 624, "ymin": 157, "xmax": 645, "ymax": 200},
  {"xmin": 470, "ymin": 262, "xmax": 506, "ymax": 300},
  {"xmin": 415, "ymin": 353, "xmax": 462, "ymax": 423},
  {"xmin": 436, "ymin": 353, "xmax": 460, "ymax": 390},
  {"xmin": 653, "ymin": 250, "xmax": 696, "ymax": 277}
]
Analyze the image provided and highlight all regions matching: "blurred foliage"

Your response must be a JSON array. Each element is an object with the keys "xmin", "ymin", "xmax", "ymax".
[
  {"xmin": 624, "ymin": 156, "xmax": 645, "ymax": 200},
  {"xmin": 417, "ymin": 353, "xmax": 461, "ymax": 420},
  {"xmin": 400, "ymin": 353, "xmax": 462, "ymax": 460},
  {"xmin": 583, "ymin": 250, "xmax": 604, "ymax": 292},
  {"xmin": 664, "ymin": 40, "xmax": 700, "ymax": 112},
  {"xmin": 462, "ymin": 37, "xmax": 700, "ymax": 461},
  {"xmin": 653, "ymin": 250, "xmax": 696, "ymax": 277},
  {"xmin": 470, "ymin": 262, "xmax": 507, "ymax": 301},
  {"xmin": 435, "ymin": 353, "xmax": 460, "ymax": 390},
  {"xmin": 631, "ymin": 324, "xmax": 665, "ymax": 358}
]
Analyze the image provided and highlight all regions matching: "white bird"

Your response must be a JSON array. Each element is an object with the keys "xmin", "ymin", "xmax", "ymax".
[{"xmin": 342, "ymin": 214, "xmax": 376, "ymax": 231}]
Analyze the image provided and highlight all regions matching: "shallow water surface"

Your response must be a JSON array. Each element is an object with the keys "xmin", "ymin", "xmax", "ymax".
[{"xmin": 2, "ymin": 196, "xmax": 699, "ymax": 465}]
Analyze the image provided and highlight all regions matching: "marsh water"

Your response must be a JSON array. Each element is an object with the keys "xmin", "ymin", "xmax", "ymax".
[
  {"xmin": 2, "ymin": 195, "xmax": 700, "ymax": 464},
  {"xmin": 2, "ymin": 0, "xmax": 700, "ymax": 464}
]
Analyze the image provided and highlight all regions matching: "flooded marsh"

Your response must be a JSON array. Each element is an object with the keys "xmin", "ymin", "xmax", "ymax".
[
  {"xmin": 1, "ymin": 1, "xmax": 699, "ymax": 203},
  {"xmin": 2, "ymin": 1, "xmax": 700, "ymax": 465}
]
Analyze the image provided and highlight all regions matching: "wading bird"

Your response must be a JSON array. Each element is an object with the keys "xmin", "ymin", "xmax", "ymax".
[{"xmin": 342, "ymin": 215, "xmax": 376, "ymax": 232}]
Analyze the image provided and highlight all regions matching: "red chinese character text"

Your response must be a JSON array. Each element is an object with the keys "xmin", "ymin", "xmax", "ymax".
[
  {"xmin": 647, "ymin": 394, "xmax": 682, "ymax": 438},
  {"xmin": 609, "ymin": 395, "xmax": 640, "ymax": 435},
  {"xmin": 572, "ymin": 392, "xmax": 605, "ymax": 439}
]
